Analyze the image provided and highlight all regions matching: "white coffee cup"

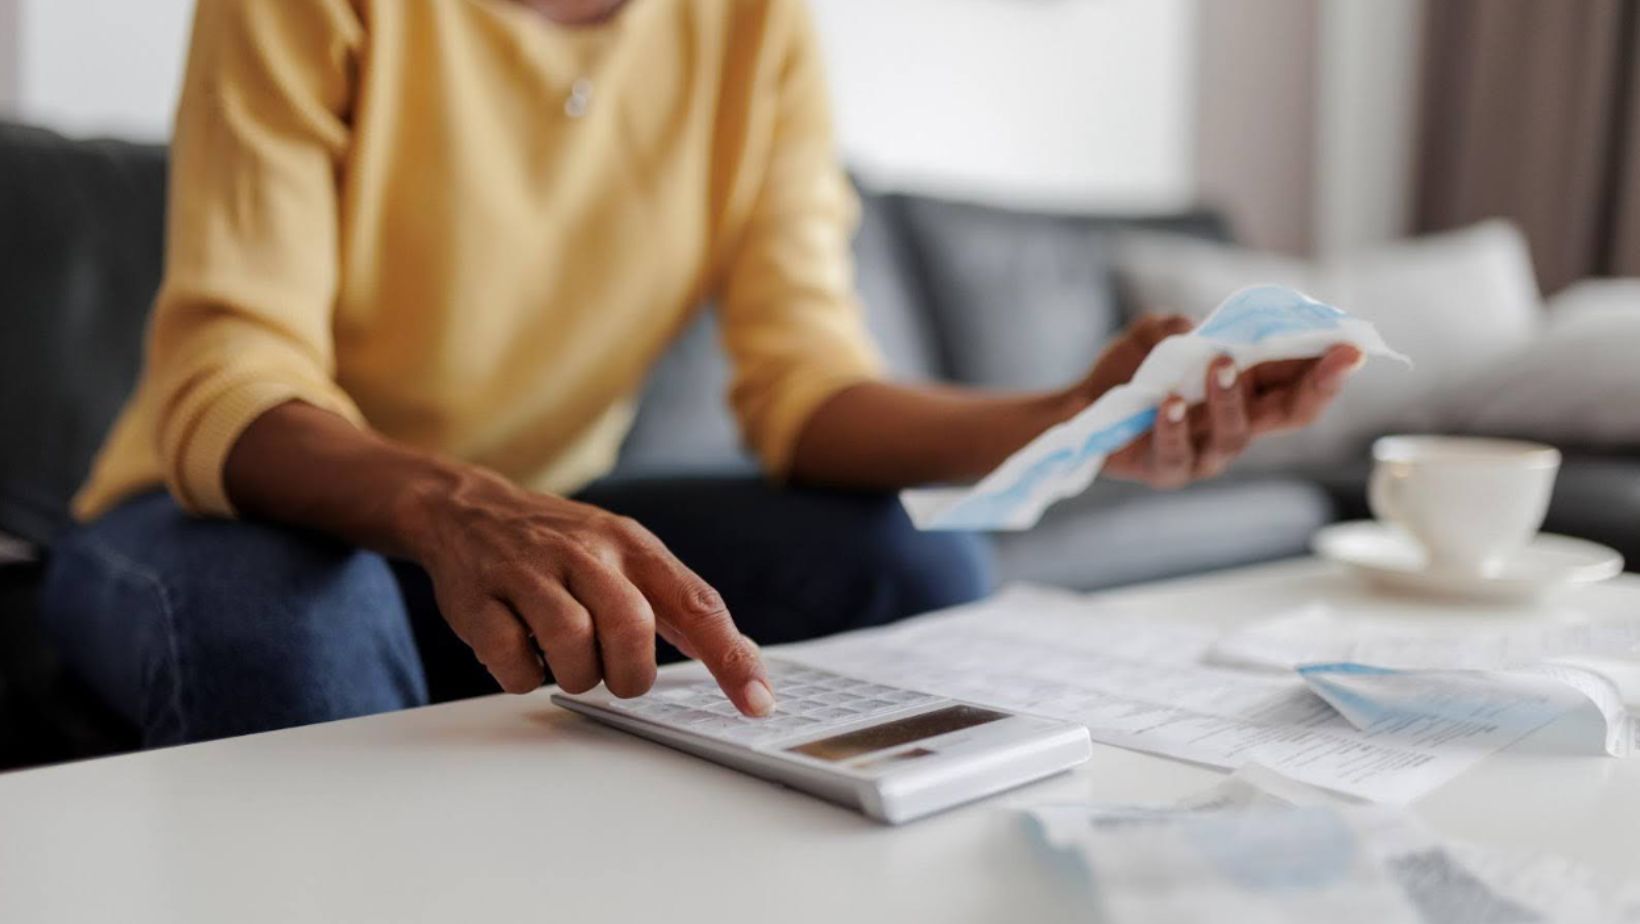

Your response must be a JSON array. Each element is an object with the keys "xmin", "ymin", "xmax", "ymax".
[{"xmin": 1368, "ymin": 435, "xmax": 1561, "ymax": 576}]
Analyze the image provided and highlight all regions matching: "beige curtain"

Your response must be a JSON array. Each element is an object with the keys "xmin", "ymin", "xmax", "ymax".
[{"xmin": 1417, "ymin": 0, "xmax": 1640, "ymax": 292}]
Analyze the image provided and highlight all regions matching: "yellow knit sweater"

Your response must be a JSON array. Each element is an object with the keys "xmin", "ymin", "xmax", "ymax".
[{"xmin": 75, "ymin": 0, "xmax": 882, "ymax": 520}]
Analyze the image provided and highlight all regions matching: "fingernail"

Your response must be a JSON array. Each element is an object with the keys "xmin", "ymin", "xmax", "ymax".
[
  {"xmin": 1166, "ymin": 400, "xmax": 1186, "ymax": 423},
  {"xmin": 742, "ymin": 679, "xmax": 776, "ymax": 717},
  {"xmin": 1215, "ymin": 363, "xmax": 1237, "ymax": 390},
  {"xmin": 1348, "ymin": 353, "xmax": 1368, "ymax": 373}
]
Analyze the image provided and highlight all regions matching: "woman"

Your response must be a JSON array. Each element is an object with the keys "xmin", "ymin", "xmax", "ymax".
[{"xmin": 43, "ymin": 0, "xmax": 1361, "ymax": 746}]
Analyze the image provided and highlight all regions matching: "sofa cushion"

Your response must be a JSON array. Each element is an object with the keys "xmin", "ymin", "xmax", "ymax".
[
  {"xmin": 614, "ymin": 186, "xmax": 938, "ymax": 475},
  {"xmin": 0, "ymin": 124, "xmax": 167, "ymax": 545},
  {"xmin": 1542, "ymin": 456, "xmax": 1640, "ymax": 570},
  {"xmin": 1116, "ymin": 221, "xmax": 1544, "ymax": 470},
  {"xmin": 610, "ymin": 308, "xmax": 757, "ymax": 477},
  {"xmin": 1439, "ymin": 279, "xmax": 1640, "ymax": 450},
  {"xmin": 851, "ymin": 190, "xmax": 944, "ymax": 381},
  {"xmin": 894, "ymin": 197, "xmax": 1229, "ymax": 391},
  {"xmin": 992, "ymin": 475, "xmax": 1335, "ymax": 591}
]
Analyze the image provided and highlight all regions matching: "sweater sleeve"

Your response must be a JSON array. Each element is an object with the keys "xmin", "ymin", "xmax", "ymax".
[
  {"xmin": 147, "ymin": 0, "xmax": 366, "ymax": 516},
  {"xmin": 715, "ymin": 0, "xmax": 886, "ymax": 479}
]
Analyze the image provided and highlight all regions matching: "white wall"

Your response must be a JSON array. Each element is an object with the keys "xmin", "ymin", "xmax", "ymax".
[
  {"xmin": 4, "ymin": 0, "xmax": 1202, "ymax": 212},
  {"xmin": 0, "ymin": 0, "xmax": 19, "ymax": 108},
  {"xmin": 1315, "ymin": 0, "xmax": 1424, "ymax": 256},
  {"xmin": 1192, "ymin": 0, "xmax": 1425, "ymax": 256},
  {"xmin": 10, "ymin": 0, "xmax": 193, "ymax": 140},
  {"xmin": 1194, "ymin": 0, "xmax": 1320, "ymax": 255},
  {"xmin": 812, "ymin": 0, "xmax": 1200, "ymax": 211},
  {"xmin": 2, "ymin": 0, "xmax": 1422, "ymax": 247}
]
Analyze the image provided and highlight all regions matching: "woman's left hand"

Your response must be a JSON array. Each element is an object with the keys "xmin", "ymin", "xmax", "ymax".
[{"xmin": 1076, "ymin": 314, "xmax": 1365, "ymax": 489}]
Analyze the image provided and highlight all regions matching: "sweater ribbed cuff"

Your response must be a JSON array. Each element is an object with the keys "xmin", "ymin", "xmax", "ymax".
[
  {"xmin": 171, "ymin": 379, "xmax": 358, "ymax": 517},
  {"xmin": 756, "ymin": 369, "xmax": 880, "ymax": 479}
]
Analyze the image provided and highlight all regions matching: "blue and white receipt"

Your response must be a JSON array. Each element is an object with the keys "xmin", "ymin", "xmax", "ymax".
[{"xmin": 901, "ymin": 285, "xmax": 1408, "ymax": 531}]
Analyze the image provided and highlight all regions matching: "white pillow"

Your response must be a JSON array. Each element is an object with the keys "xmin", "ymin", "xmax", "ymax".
[
  {"xmin": 1441, "ymin": 279, "xmax": 1640, "ymax": 448},
  {"xmin": 1116, "ymin": 221, "xmax": 1543, "ymax": 469}
]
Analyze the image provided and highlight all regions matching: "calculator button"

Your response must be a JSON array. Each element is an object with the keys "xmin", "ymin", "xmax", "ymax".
[{"xmin": 597, "ymin": 661, "xmax": 948, "ymax": 747}]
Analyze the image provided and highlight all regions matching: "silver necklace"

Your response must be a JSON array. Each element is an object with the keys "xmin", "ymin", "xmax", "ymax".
[
  {"xmin": 564, "ymin": 76, "xmax": 595, "ymax": 119},
  {"xmin": 533, "ymin": 1, "xmax": 623, "ymax": 120}
]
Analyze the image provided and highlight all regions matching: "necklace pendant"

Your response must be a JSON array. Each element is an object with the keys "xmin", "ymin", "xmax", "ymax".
[{"xmin": 565, "ymin": 77, "xmax": 594, "ymax": 119}]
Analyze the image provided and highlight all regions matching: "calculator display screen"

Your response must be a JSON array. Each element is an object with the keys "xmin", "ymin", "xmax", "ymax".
[{"xmin": 786, "ymin": 705, "xmax": 1007, "ymax": 763}]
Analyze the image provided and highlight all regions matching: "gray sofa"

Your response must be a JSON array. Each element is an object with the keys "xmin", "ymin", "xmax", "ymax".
[
  {"xmin": 613, "ymin": 193, "xmax": 1339, "ymax": 590},
  {"xmin": 3, "ymin": 122, "xmax": 1638, "ymax": 769}
]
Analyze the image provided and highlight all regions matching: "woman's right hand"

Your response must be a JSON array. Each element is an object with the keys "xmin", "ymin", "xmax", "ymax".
[
  {"xmin": 401, "ymin": 466, "xmax": 775, "ymax": 715},
  {"xmin": 225, "ymin": 401, "xmax": 773, "ymax": 715}
]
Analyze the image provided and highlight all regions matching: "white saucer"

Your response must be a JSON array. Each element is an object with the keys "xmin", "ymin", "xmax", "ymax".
[{"xmin": 1312, "ymin": 520, "xmax": 1625, "ymax": 603}]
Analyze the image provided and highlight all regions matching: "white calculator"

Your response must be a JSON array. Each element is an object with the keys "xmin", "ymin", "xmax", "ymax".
[{"xmin": 552, "ymin": 659, "xmax": 1092, "ymax": 824}]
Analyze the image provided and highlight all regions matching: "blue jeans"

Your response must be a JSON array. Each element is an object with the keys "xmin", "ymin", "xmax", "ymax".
[{"xmin": 41, "ymin": 477, "xmax": 993, "ymax": 747}]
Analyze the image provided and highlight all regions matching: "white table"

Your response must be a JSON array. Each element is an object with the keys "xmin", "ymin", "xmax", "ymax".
[{"xmin": 3, "ymin": 558, "xmax": 1637, "ymax": 923}]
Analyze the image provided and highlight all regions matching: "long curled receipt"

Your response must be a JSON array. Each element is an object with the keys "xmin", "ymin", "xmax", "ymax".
[
  {"xmin": 1299, "ymin": 662, "xmax": 1638, "ymax": 758},
  {"xmin": 901, "ymin": 284, "xmax": 1409, "ymax": 531}
]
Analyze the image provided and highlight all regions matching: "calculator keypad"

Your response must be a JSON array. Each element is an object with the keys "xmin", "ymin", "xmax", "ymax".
[{"xmin": 610, "ymin": 663, "xmax": 942, "ymax": 749}]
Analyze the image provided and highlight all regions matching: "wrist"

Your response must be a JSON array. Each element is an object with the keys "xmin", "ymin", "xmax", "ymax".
[
  {"xmin": 387, "ymin": 454, "xmax": 482, "ymax": 564},
  {"xmin": 1053, "ymin": 380, "xmax": 1097, "ymax": 424}
]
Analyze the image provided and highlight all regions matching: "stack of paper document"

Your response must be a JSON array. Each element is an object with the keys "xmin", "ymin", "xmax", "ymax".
[
  {"xmin": 1025, "ymin": 768, "xmax": 1640, "ymax": 923},
  {"xmin": 1208, "ymin": 605, "xmax": 1640, "ymax": 673},
  {"xmin": 777, "ymin": 585, "xmax": 1638, "ymax": 803},
  {"xmin": 776, "ymin": 577, "xmax": 1640, "ymax": 920}
]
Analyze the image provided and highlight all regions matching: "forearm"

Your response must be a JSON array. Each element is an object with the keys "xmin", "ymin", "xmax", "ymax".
[
  {"xmin": 224, "ymin": 401, "xmax": 774, "ymax": 711},
  {"xmin": 787, "ymin": 380, "xmax": 1088, "ymax": 490},
  {"xmin": 223, "ymin": 400, "xmax": 481, "ymax": 561}
]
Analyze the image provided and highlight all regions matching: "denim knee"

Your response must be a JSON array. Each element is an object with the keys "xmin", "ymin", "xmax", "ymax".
[
  {"xmin": 849, "ymin": 498, "xmax": 996, "ymax": 617},
  {"xmin": 42, "ymin": 494, "xmax": 428, "ymax": 746}
]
